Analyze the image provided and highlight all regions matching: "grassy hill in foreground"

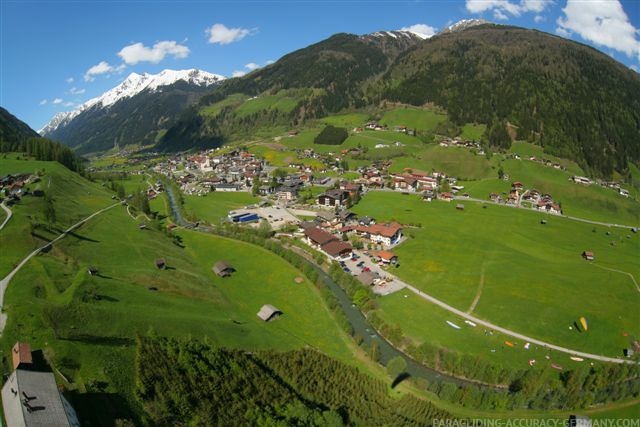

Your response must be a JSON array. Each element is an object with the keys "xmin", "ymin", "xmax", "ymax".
[{"xmin": 0, "ymin": 163, "xmax": 358, "ymax": 424}]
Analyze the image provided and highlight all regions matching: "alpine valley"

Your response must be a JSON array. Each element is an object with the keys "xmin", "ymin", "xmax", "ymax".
[{"xmin": 2, "ymin": 14, "xmax": 640, "ymax": 427}]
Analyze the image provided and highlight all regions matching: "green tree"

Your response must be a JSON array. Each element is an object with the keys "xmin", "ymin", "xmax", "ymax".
[
  {"xmin": 386, "ymin": 356, "xmax": 407, "ymax": 379},
  {"xmin": 43, "ymin": 193, "xmax": 56, "ymax": 226}
]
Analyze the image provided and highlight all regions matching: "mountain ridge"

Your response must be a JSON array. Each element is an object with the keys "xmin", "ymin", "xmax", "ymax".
[{"xmin": 40, "ymin": 68, "xmax": 224, "ymax": 135}]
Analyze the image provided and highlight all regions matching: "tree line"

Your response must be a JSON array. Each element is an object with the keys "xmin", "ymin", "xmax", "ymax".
[{"xmin": 1, "ymin": 137, "xmax": 84, "ymax": 173}]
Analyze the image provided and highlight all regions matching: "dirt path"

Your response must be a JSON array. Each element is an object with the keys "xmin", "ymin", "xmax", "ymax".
[
  {"xmin": 466, "ymin": 263, "xmax": 486, "ymax": 314},
  {"xmin": 591, "ymin": 263, "xmax": 640, "ymax": 294},
  {"xmin": 0, "ymin": 202, "xmax": 12, "ymax": 231},
  {"xmin": 0, "ymin": 202, "xmax": 120, "ymax": 333}
]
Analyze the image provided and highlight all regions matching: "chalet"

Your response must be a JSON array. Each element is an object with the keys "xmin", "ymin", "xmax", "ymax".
[
  {"xmin": 439, "ymin": 192, "xmax": 454, "ymax": 202},
  {"xmin": 422, "ymin": 189, "xmax": 435, "ymax": 201},
  {"xmin": 572, "ymin": 176, "xmax": 592, "ymax": 185},
  {"xmin": 623, "ymin": 348, "xmax": 634, "ymax": 358},
  {"xmin": 304, "ymin": 227, "xmax": 338, "ymax": 248},
  {"xmin": 11, "ymin": 342, "xmax": 32, "ymax": 370},
  {"xmin": 155, "ymin": 258, "xmax": 166, "ymax": 269},
  {"xmin": 275, "ymin": 186, "xmax": 297, "ymax": 201},
  {"xmin": 512, "ymin": 182, "xmax": 524, "ymax": 190},
  {"xmin": 375, "ymin": 250, "xmax": 398, "ymax": 264},
  {"xmin": 2, "ymin": 369, "xmax": 80, "ymax": 427},
  {"xmin": 257, "ymin": 304, "xmax": 282, "ymax": 322},
  {"xmin": 213, "ymin": 261, "xmax": 235, "ymax": 277},
  {"xmin": 393, "ymin": 175, "xmax": 418, "ymax": 192},
  {"xmin": 489, "ymin": 193, "xmax": 500, "ymax": 202},
  {"xmin": 367, "ymin": 222, "xmax": 403, "ymax": 247},
  {"xmin": 317, "ymin": 189, "xmax": 350, "ymax": 207},
  {"xmin": 339, "ymin": 181, "xmax": 361, "ymax": 195},
  {"xmin": 87, "ymin": 266, "xmax": 98, "ymax": 276},
  {"xmin": 321, "ymin": 240, "xmax": 353, "ymax": 260},
  {"xmin": 582, "ymin": 251, "xmax": 595, "ymax": 261},
  {"xmin": 214, "ymin": 183, "xmax": 239, "ymax": 192},
  {"xmin": 359, "ymin": 216, "xmax": 375, "ymax": 226},
  {"xmin": 537, "ymin": 201, "xmax": 561, "ymax": 215}
]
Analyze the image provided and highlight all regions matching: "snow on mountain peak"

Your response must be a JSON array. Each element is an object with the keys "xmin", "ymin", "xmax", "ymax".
[
  {"xmin": 440, "ymin": 19, "xmax": 490, "ymax": 34},
  {"xmin": 40, "ymin": 69, "xmax": 224, "ymax": 135}
]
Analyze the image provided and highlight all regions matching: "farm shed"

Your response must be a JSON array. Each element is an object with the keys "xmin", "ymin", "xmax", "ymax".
[
  {"xmin": 213, "ymin": 260, "xmax": 235, "ymax": 277},
  {"xmin": 257, "ymin": 304, "xmax": 282, "ymax": 322}
]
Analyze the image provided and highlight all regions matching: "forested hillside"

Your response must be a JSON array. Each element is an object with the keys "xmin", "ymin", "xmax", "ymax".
[
  {"xmin": 135, "ymin": 336, "xmax": 455, "ymax": 426},
  {"xmin": 378, "ymin": 25, "xmax": 640, "ymax": 176},
  {"xmin": 0, "ymin": 107, "xmax": 83, "ymax": 172},
  {"xmin": 0, "ymin": 106, "xmax": 39, "ymax": 142}
]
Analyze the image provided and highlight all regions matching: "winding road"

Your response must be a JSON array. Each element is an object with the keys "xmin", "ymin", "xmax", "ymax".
[
  {"xmin": 0, "ymin": 202, "xmax": 120, "ymax": 332},
  {"xmin": 0, "ymin": 202, "xmax": 12, "ymax": 231}
]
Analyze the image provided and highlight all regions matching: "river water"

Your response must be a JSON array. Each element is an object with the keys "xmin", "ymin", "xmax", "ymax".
[{"xmin": 164, "ymin": 185, "xmax": 480, "ymax": 388}]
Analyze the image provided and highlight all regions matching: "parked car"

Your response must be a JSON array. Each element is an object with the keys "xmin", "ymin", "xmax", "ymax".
[
  {"xmin": 343, "ymin": 267, "xmax": 351, "ymax": 273},
  {"xmin": 362, "ymin": 267, "xmax": 370, "ymax": 272},
  {"xmin": 357, "ymin": 261, "xmax": 365, "ymax": 267}
]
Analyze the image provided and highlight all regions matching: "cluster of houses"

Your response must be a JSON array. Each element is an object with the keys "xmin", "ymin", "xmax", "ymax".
[
  {"xmin": 439, "ymin": 137, "xmax": 483, "ymax": 154},
  {"xmin": 0, "ymin": 173, "xmax": 42, "ymax": 205},
  {"xmin": 572, "ymin": 175, "xmax": 631, "ymax": 198},
  {"xmin": 300, "ymin": 207, "xmax": 403, "ymax": 261},
  {"xmin": 487, "ymin": 182, "xmax": 562, "ymax": 215},
  {"xmin": 154, "ymin": 149, "xmax": 267, "ymax": 196},
  {"xmin": 355, "ymin": 121, "xmax": 416, "ymax": 136}
]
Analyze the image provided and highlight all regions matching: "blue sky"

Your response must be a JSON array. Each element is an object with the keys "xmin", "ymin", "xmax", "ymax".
[{"xmin": 1, "ymin": 0, "xmax": 639, "ymax": 131}]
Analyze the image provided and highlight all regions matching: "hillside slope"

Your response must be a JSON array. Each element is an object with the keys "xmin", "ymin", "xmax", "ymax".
[
  {"xmin": 0, "ymin": 106, "xmax": 39, "ymax": 142},
  {"xmin": 378, "ymin": 25, "xmax": 640, "ymax": 176}
]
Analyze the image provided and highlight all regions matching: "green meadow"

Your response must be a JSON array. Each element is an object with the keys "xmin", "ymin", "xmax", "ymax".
[
  {"xmin": 379, "ymin": 106, "xmax": 447, "ymax": 132},
  {"xmin": 183, "ymin": 192, "xmax": 259, "ymax": 224},
  {"xmin": 0, "ymin": 157, "xmax": 114, "ymax": 278},
  {"xmin": 0, "ymin": 199, "xmax": 355, "ymax": 422},
  {"xmin": 352, "ymin": 191, "xmax": 640, "ymax": 358}
]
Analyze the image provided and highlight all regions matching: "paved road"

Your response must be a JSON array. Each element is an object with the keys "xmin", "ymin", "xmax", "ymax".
[
  {"xmin": 392, "ymin": 277, "xmax": 635, "ymax": 364},
  {"xmin": 0, "ymin": 202, "xmax": 120, "ymax": 332},
  {"xmin": 0, "ymin": 202, "xmax": 12, "ymax": 231},
  {"xmin": 452, "ymin": 195, "xmax": 639, "ymax": 229}
]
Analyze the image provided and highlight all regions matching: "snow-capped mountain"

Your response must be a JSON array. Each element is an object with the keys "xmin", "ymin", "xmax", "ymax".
[
  {"xmin": 439, "ymin": 19, "xmax": 490, "ymax": 34},
  {"xmin": 40, "ymin": 69, "xmax": 225, "ymax": 154},
  {"xmin": 41, "ymin": 69, "xmax": 224, "ymax": 135}
]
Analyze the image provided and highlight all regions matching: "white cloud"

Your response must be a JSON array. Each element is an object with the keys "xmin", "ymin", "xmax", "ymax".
[
  {"xmin": 231, "ymin": 70, "xmax": 247, "ymax": 78},
  {"xmin": 63, "ymin": 102, "xmax": 75, "ymax": 107},
  {"xmin": 66, "ymin": 77, "xmax": 74, "ymax": 84},
  {"xmin": 117, "ymin": 40, "xmax": 190, "ymax": 65},
  {"xmin": 534, "ymin": 15, "xmax": 546, "ymax": 23},
  {"xmin": 69, "ymin": 87, "xmax": 85, "ymax": 95},
  {"xmin": 556, "ymin": 0, "xmax": 640, "ymax": 60},
  {"xmin": 245, "ymin": 62, "xmax": 260, "ymax": 71},
  {"xmin": 265, "ymin": 59, "xmax": 275, "ymax": 65},
  {"xmin": 52, "ymin": 98, "xmax": 63, "ymax": 104},
  {"xmin": 555, "ymin": 26, "xmax": 570, "ymax": 37},
  {"xmin": 39, "ymin": 99, "xmax": 47, "ymax": 105},
  {"xmin": 630, "ymin": 65, "xmax": 638, "ymax": 73},
  {"xmin": 399, "ymin": 24, "xmax": 438, "ymax": 39},
  {"xmin": 465, "ymin": 0, "xmax": 553, "ymax": 18},
  {"xmin": 205, "ymin": 23, "xmax": 255, "ymax": 45},
  {"xmin": 84, "ymin": 61, "xmax": 124, "ymax": 82},
  {"xmin": 494, "ymin": 9, "xmax": 509, "ymax": 20}
]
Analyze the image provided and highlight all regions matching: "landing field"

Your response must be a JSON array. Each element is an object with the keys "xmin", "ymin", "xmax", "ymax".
[
  {"xmin": 183, "ymin": 192, "xmax": 259, "ymax": 225},
  {"xmin": 352, "ymin": 191, "xmax": 640, "ymax": 358}
]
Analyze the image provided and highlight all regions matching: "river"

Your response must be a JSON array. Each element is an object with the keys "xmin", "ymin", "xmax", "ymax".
[{"xmin": 164, "ymin": 184, "xmax": 484, "ymax": 388}]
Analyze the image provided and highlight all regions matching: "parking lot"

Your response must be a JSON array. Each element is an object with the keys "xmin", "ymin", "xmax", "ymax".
[
  {"xmin": 232, "ymin": 205, "xmax": 300, "ymax": 230},
  {"xmin": 338, "ymin": 249, "xmax": 406, "ymax": 296}
]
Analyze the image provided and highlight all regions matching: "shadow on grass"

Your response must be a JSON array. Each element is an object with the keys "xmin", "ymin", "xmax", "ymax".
[
  {"xmin": 391, "ymin": 372, "xmax": 411, "ymax": 389},
  {"xmin": 62, "ymin": 334, "xmax": 134, "ymax": 347},
  {"xmin": 69, "ymin": 391, "xmax": 140, "ymax": 427},
  {"xmin": 97, "ymin": 295, "xmax": 119, "ymax": 302},
  {"xmin": 95, "ymin": 273, "xmax": 113, "ymax": 279},
  {"xmin": 67, "ymin": 230, "xmax": 100, "ymax": 243}
]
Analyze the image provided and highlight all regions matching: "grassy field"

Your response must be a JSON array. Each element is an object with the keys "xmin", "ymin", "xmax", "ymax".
[
  {"xmin": 460, "ymin": 123, "xmax": 486, "ymax": 140},
  {"xmin": 379, "ymin": 106, "xmax": 447, "ymax": 132},
  {"xmin": 501, "ymin": 155, "xmax": 640, "ymax": 224},
  {"xmin": 0, "ymin": 200, "xmax": 356, "ymax": 423},
  {"xmin": 183, "ymin": 192, "xmax": 259, "ymax": 224},
  {"xmin": 389, "ymin": 144, "xmax": 495, "ymax": 179},
  {"xmin": 0, "ymin": 156, "xmax": 114, "ymax": 278},
  {"xmin": 352, "ymin": 192, "xmax": 640, "ymax": 358}
]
